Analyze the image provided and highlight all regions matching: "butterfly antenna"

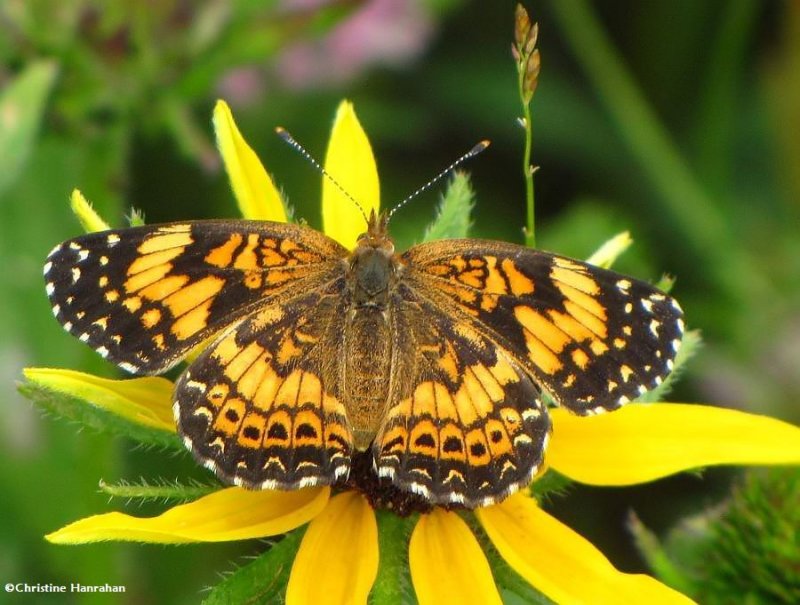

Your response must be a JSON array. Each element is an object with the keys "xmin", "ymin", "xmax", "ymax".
[
  {"xmin": 387, "ymin": 140, "xmax": 490, "ymax": 221},
  {"xmin": 275, "ymin": 127, "xmax": 368, "ymax": 224}
]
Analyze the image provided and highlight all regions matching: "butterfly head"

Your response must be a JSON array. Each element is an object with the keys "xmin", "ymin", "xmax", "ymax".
[{"xmin": 354, "ymin": 208, "xmax": 395, "ymax": 256}]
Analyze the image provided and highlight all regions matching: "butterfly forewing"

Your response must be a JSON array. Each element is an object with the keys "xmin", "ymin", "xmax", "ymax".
[
  {"xmin": 44, "ymin": 220, "xmax": 347, "ymax": 374},
  {"xmin": 402, "ymin": 239, "xmax": 684, "ymax": 415}
]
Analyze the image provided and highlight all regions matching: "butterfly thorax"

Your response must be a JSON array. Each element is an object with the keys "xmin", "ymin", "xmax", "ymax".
[
  {"xmin": 343, "ymin": 212, "xmax": 402, "ymax": 449},
  {"xmin": 349, "ymin": 213, "xmax": 397, "ymax": 305}
]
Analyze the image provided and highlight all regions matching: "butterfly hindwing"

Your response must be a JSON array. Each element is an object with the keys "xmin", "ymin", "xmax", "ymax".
[
  {"xmin": 175, "ymin": 281, "xmax": 354, "ymax": 489},
  {"xmin": 402, "ymin": 240, "xmax": 684, "ymax": 415},
  {"xmin": 374, "ymin": 290, "xmax": 551, "ymax": 508},
  {"xmin": 44, "ymin": 220, "xmax": 346, "ymax": 374}
]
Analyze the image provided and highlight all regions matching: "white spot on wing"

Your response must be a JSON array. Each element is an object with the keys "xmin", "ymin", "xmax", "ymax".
[
  {"xmin": 45, "ymin": 282, "xmax": 55, "ymax": 295},
  {"xmin": 408, "ymin": 482, "xmax": 431, "ymax": 498},
  {"xmin": 43, "ymin": 261, "xmax": 53, "ymax": 275},
  {"xmin": 377, "ymin": 466, "xmax": 396, "ymax": 480},
  {"xmin": 185, "ymin": 380, "xmax": 207, "ymax": 392},
  {"xmin": 107, "ymin": 233, "xmax": 120, "ymax": 246},
  {"xmin": 521, "ymin": 408, "xmax": 541, "ymax": 420},
  {"xmin": 118, "ymin": 361, "xmax": 139, "ymax": 374},
  {"xmin": 78, "ymin": 249, "xmax": 89, "ymax": 262},
  {"xmin": 96, "ymin": 346, "xmax": 109, "ymax": 358},
  {"xmin": 51, "ymin": 304, "xmax": 60, "ymax": 317},
  {"xmin": 71, "ymin": 267, "xmax": 81, "ymax": 283}
]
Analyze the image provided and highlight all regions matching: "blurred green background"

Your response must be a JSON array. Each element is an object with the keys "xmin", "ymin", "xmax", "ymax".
[{"xmin": 2, "ymin": 1, "xmax": 799, "ymax": 603}]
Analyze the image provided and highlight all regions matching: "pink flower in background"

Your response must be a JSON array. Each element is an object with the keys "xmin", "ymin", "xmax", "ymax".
[{"xmin": 276, "ymin": 0, "xmax": 435, "ymax": 89}]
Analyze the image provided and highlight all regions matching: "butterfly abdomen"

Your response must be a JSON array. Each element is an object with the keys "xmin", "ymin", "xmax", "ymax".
[{"xmin": 343, "ymin": 308, "xmax": 393, "ymax": 450}]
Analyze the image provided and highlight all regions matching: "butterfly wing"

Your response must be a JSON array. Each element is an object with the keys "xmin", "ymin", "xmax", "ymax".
[
  {"xmin": 374, "ymin": 289, "xmax": 551, "ymax": 508},
  {"xmin": 174, "ymin": 276, "xmax": 354, "ymax": 489},
  {"xmin": 44, "ymin": 220, "xmax": 347, "ymax": 374},
  {"xmin": 400, "ymin": 240, "xmax": 684, "ymax": 415}
]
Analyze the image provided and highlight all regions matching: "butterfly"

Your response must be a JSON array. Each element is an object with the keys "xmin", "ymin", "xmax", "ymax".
[{"xmin": 43, "ymin": 210, "xmax": 683, "ymax": 508}]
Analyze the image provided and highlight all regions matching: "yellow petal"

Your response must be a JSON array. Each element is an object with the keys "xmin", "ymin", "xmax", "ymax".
[
  {"xmin": 213, "ymin": 99, "xmax": 287, "ymax": 222},
  {"xmin": 477, "ymin": 493, "xmax": 695, "ymax": 604},
  {"xmin": 70, "ymin": 189, "xmax": 111, "ymax": 233},
  {"xmin": 409, "ymin": 508, "xmax": 502, "ymax": 605},
  {"xmin": 586, "ymin": 231, "xmax": 633, "ymax": 268},
  {"xmin": 322, "ymin": 100, "xmax": 379, "ymax": 249},
  {"xmin": 548, "ymin": 403, "xmax": 800, "ymax": 486},
  {"xmin": 23, "ymin": 367, "xmax": 174, "ymax": 432},
  {"xmin": 46, "ymin": 486, "xmax": 329, "ymax": 544},
  {"xmin": 286, "ymin": 491, "xmax": 378, "ymax": 605}
]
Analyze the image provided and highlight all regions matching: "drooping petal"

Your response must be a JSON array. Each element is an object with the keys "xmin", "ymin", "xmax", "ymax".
[
  {"xmin": 477, "ymin": 493, "xmax": 695, "ymax": 604},
  {"xmin": 46, "ymin": 486, "xmax": 330, "ymax": 544},
  {"xmin": 286, "ymin": 491, "xmax": 378, "ymax": 605},
  {"xmin": 69, "ymin": 189, "xmax": 111, "ymax": 233},
  {"xmin": 213, "ymin": 99, "xmax": 287, "ymax": 222},
  {"xmin": 547, "ymin": 403, "xmax": 800, "ymax": 486},
  {"xmin": 409, "ymin": 508, "xmax": 502, "ymax": 605},
  {"xmin": 322, "ymin": 100, "xmax": 379, "ymax": 249},
  {"xmin": 23, "ymin": 367, "xmax": 174, "ymax": 432}
]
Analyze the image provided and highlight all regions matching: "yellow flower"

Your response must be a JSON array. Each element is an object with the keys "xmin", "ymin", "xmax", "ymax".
[{"xmin": 35, "ymin": 101, "xmax": 800, "ymax": 604}]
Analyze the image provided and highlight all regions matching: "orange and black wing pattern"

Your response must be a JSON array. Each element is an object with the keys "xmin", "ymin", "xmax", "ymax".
[
  {"xmin": 374, "ymin": 291, "xmax": 551, "ymax": 508},
  {"xmin": 44, "ymin": 220, "xmax": 347, "ymax": 375},
  {"xmin": 401, "ymin": 240, "xmax": 684, "ymax": 416},
  {"xmin": 174, "ymin": 284, "xmax": 353, "ymax": 490}
]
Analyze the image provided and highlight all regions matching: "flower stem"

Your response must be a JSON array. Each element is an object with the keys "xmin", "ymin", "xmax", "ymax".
[
  {"xmin": 520, "ymin": 82, "xmax": 536, "ymax": 248},
  {"xmin": 513, "ymin": 5, "xmax": 541, "ymax": 248}
]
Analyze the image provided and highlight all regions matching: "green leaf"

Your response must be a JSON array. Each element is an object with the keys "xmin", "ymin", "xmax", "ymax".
[
  {"xmin": 202, "ymin": 528, "xmax": 305, "ymax": 605},
  {"xmin": 636, "ymin": 329, "xmax": 701, "ymax": 403},
  {"xmin": 422, "ymin": 172, "xmax": 475, "ymax": 242},
  {"xmin": 529, "ymin": 470, "xmax": 573, "ymax": 503},
  {"xmin": 371, "ymin": 511, "xmax": 417, "ymax": 605},
  {"xmin": 98, "ymin": 478, "xmax": 218, "ymax": 504},
  {"xmin": 628, "ymin": 512, "xmax": 695, "ymax": 596},
  {"xmin": 17, "ymin": 380, "xmax": 182, "ymax": 450},
  {"xmin": 0, "ymin": 60, "xmax": 59, "ymax": 196}
]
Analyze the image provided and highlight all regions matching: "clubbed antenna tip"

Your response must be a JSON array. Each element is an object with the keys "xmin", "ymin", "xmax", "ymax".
[{"xmin": 387, "ymin": 139, "xmax": 491, "ymax": 221}]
